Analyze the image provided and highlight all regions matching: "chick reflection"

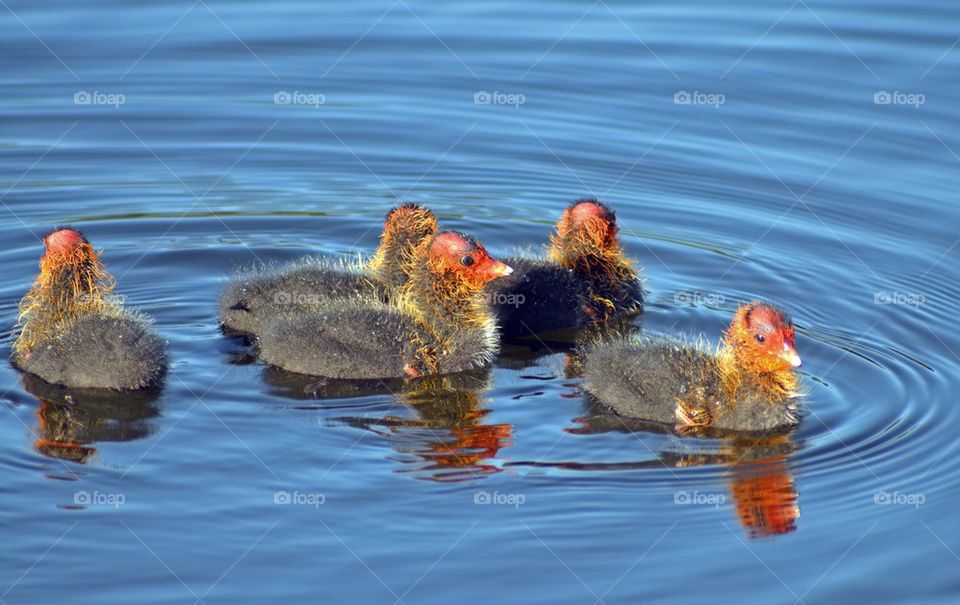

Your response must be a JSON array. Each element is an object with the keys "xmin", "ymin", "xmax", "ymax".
[
  {"xmin": 531, "ymin": 409, "xmax": 800, "ymax": 538},
  {"xmin": 331, "ymin": 372, "xmax": 510, "ymax": 482},
  {"xmin": 725, "ymin": 443, "xmax": 799, "ymax": 537},
  {"xmin": 22, "ymin": 374, "xmax": 160, "ymax": 464},
  {"xmin": 264, "ymin": 367, "xmax": 510, "ymax": 483},
  {"xmin": 661, "ymin": 436, "xmax": 800, "ymax": 538},
  {"xmin": 390, "ymin": 374, "xmax": 511, "ymax": 482}
]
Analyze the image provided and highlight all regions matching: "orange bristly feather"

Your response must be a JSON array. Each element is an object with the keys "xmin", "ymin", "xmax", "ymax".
[
  {"xmin": 718, "ymin": 319, "xmax": 800, "ymax": 403},
  {"xmin": 367, "ymin": 208, "xmax": 437, "ymax": 280},
  {"xmin": 548, "ymin": 217, "xmax": 639, "ymax": 314},
  {"xmin": 14, "ymin": 242, "xmax": 116, "ymax": 356}
]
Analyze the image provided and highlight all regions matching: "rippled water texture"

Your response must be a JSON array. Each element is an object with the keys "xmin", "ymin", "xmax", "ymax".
[{"xmin": 2, "ymin": 1, "xmax": 959, "ymax": 603}]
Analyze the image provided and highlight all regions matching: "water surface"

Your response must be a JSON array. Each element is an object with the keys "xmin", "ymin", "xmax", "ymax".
[{"xmin": 2, "ymin": 1, "xmax": 959, "ymax": 603}]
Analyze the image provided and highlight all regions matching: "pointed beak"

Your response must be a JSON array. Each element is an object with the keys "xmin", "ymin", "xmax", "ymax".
[
  {"xmin": 781, "ymin": 343, "xmax": 802, "ymax": 368},
  {"xmin": 488, "ymin": 261, "xmax": 513, "ymax": 278}
]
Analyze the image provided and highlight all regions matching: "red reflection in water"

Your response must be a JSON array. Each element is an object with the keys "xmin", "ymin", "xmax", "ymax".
[
  {"xmin": 35, "ymin": 401, "xmax": 97, "ymax": 463},
  {"xmin": 729, "ymin": 458, "xmax": 799, "ymax": 537}
]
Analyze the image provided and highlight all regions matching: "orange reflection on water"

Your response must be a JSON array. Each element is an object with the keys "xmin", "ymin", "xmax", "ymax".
[
  {"xmin": 729, "ymin": 457, "xmax": 799, "ymax": 537},
  {"xmin": 416, "ymin": 421, "xmax": 513, "ymax": 480},
  {"xmin": 22, "ymin": 374, "xmax": 160, "ymax": 467},
  {"xmin": 35, "ymin": 400, "xmax": 97, "ymax": 463}
]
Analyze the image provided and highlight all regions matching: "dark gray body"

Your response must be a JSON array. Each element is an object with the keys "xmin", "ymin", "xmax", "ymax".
[
  {"xmin": 583, "ymin": 338, "xmax": 799, "ymax": 433},
  {"xmin": 489, "ymin": 256, "xmax": 643, "ymax": 340},
  {"xmin": 14, "ymin": 314, "xmax": 167, "ymax": 390},
  {"xmin": 219, "ymin": 260, "xmax": 376, "ymax": 336},
  {"xmin": 257, "ymin": 306, "xmax": 414, "ymax": 379},
  {"xmin": 256, "ymin": 305, "xmax": 494, "ymax": 380},
  {"xmin": 489, "ymin": 257, "xmax": 587, "ymax": 339}
]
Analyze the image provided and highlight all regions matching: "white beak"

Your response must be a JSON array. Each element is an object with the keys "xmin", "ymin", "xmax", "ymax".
[{"xmin": 782, "ymin": 343, "xmax": 802, "ymax": 368}]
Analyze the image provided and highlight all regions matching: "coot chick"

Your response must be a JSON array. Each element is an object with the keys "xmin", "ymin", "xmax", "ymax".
[
  {"xmin": 490, "ymin": 199, "xmax": 643, "ymax": 339},
  {"xmin": 219, "ymin": 203, "xmax": 438, "ymax": 335},
  {"xmin": 583, "ymin": 302, "xmax": 802, "ymax": 433},
  {"xmin": 12, "ymin": 228, "xmax": 167, "ymax": 390},
  {"xmin": 257, "ymin": 231, "xmax": 512, "ymax": 379}
]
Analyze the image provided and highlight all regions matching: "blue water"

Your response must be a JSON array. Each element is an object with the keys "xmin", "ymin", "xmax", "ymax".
[{"xmin": 2, "ymin": 1, "xmax": 959, "ymax": 603}]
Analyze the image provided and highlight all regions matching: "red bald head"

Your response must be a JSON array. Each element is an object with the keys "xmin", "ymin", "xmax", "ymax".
[
  {"xmin": 564, "ymin": 199, "xmax": 616, "ymax": 228},
  {"xmin": 426, "ymin": 231, "xmax": 512, "ymax": 288},
  {"xmin": 43, "ymin": 227, "xmax": 87, "ymax": 253},
  {"xmin": 550, "ymin": 199, "xmax": 627, "ymax": 271},
  {"xmin": 730, "ymin": 302, "xmax": 802, "ymax": 371}
]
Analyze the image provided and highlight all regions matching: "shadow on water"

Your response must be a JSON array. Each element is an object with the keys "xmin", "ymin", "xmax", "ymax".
[
  {"xmin": 263, "ymin": 365, "xmax": 513, "ymax": 483},
  {"xmin": 513, "ymin": 408, "xmax": 802, "ymax": 538},
  {"xmin": 20, "ymin": 373, "xmax": 161, "ymax": 464}
]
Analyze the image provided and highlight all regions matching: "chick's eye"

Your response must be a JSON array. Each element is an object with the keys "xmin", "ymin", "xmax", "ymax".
[
  {"xmin": 460, "ymin": 255, "xmax": 475, "ymax": 267},
  {"xmin": 755, "ymin": 333, "xmax": 766, "ymax": 344}
]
